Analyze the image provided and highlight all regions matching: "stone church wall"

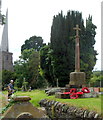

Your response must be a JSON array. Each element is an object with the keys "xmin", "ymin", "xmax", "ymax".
[{"xmin": 0, "ymin": 51, "xmax": 13, "ymax": 71}]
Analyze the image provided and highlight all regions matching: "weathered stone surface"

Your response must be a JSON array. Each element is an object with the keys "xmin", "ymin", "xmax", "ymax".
[
  {"xmin": 55, "ymin": 92, "xmax": 70, "ymax": 99},
  {"xmin": 16, "ymin": 112, "xmax": 33, "ymax": 119},
  {"xmin": 82, "ymin": 92, "xmax": 99, "ymax": 98},
  {"xmin": 45, "ymin": 88, "xmax": 61, "ymax": 96},
  {"xmin": 0, "ymin": 51, "xmax": 14, "ymax": 71},
  {"xmin": 2, "ymin": 97, "xmax": 47, "ymax": 119},
  {"xmin": 83, "ymin": 110, "xmax": 89, "ymax": 118},
  {"xmin": 88, "ymin": 111, "xmax": 96, "ymax": 118},
  {"xmin": 62, "ymin": 104, "xmax": 69, "ymax": 113},
  {"xmin": 13, "ymin": 96, "xmax": 31, "ymax": 101},
  {"xmin": 94, "ymin": 113, "xmax": 99, "ymax": 118},
  {"xmin": 39, "ymin": 99, "xmax": 102, "ymax": 119},
  {"xmin": 60, "ymin": 88, "xmax": 70, "ymax": 92},
  {"xmin": 69, "ymin": 72, "xmax": 86, "ymax": 87},
  {"xmin": 75, "ymin": 108, "xmax": 84, "ymax": 118},
  {"xmin": 54, "ymin": 101, "xmax": 59, "ymax": 108}
]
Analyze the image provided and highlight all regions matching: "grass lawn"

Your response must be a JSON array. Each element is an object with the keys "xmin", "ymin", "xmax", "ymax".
[{"xmin": 12, "ymin": 90, "xmax": 102, "ymax": 115}]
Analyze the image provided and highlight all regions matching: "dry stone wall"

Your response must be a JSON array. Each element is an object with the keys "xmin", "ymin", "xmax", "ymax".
[{"xmin": 39, "ymin": 99, "xmax": 102, "ymax": 120}]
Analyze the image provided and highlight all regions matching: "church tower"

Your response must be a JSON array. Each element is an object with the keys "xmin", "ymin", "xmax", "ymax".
[{"xmin": 0, "ymin": 9, "xmax": 13, "ymax": 71}]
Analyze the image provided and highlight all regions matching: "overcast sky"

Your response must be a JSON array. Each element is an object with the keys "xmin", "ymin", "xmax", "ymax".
[{"xmin": 0, "ymin": 0, "xmax": 102, "ymax": 70}]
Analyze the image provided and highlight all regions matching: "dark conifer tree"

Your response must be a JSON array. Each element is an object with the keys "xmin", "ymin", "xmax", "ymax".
[{"xmin": 50, "ymin": 11, "xmax": 97, "ymax": 86}]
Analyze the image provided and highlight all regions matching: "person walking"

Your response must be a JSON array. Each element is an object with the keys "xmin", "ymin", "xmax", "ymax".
[{"xmin": 7, "ymin": 80, "xmax": 14, "ymax": 100}]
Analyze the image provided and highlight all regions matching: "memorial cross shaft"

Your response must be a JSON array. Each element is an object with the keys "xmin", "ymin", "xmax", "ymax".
[{"xmin": 73, "ymin": 24, "xmax": 81, "ymax": 72}]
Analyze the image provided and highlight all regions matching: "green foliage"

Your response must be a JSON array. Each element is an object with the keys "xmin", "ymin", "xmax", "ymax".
[
  {"xmin": 14, "ymin": 34, "xmax": 48, "ymax": 89},
  {"xmin": 14, "ymin": 49, "xmax": 48, "ymax": 89},
  {"xmin": 90, "ymin": 71, "xmax": 103, "ymax": 87},
  {"xmin": 48, "ymin": 10, "xmax": 97, "ymax": 86},
  {"xmin": 21, "ymin": 36, "xmax": 45, "ymax": 52},
  {"xmin": 2, "ymin": 70, "xmax": 16, "ymax": 89},
  {"xmin": 21, "ymin": 78, "xmax": 28, "ymax": 91},
  {"xmin": 14, "ymin": 79, "xmax": 20, "ymax": 90},
  {"xmin": 80, "ymin": 15, "xmax": 97, "ymax": 83},
  {"xmin": 14, "ymin": 11, "xmax": 97, "ymax": 88},
  {"xmin": 14, "ymin": 49, "xmax": 40, "ymax": 89},
  {"xmin": 40, "ymin": 45, "xmax": 55, "ymax": 86},
  {"xmin": 36, "ymin": 74, "xmax": 48, "ymax": 88}
]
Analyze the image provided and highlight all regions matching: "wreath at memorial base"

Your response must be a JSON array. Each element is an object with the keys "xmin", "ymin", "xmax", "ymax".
[
  {"xmin": 82, "ymin": 87, "xmax": 90, "ymax": 93},
  {"xmin": 63, "ymin": 87, "xmax": 90, "ymax": 99},
  {"xmin": 70, "ymin": 93, "xmax": 78, "ymax": 99}
]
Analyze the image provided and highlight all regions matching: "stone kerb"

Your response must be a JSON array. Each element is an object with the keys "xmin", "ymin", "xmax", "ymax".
[{"xmin": 2, "ymin": 96, "xmax": 47, "ymax": 119}]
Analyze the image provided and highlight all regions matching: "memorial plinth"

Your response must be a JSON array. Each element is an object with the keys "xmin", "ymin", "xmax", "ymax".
[{"xmin": 69, "ymin": 72, "xmax": 85, "ymax": 88}]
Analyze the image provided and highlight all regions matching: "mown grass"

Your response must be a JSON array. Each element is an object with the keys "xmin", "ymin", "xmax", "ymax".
[{"xmin": 12, "ymin": 90, "xmax": 102, "ymax": 115}]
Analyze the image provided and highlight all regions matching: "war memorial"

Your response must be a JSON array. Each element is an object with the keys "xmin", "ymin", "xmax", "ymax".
[{"xmin": 0, "ymin": 0, "xmax": 102, "ymax": 119}]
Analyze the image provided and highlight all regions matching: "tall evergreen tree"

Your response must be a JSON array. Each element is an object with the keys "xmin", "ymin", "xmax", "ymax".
[
  {"xmin": 50, "ymin": 11, "xmax": 97, "ymax": 86},
  {"xmin": 80, "ymin": 15, "xmax": 97, "ymax": 83}
]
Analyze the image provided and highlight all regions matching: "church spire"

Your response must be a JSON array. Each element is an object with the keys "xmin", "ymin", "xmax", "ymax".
[{"xmin": 1, "ymin": 9, "xmax": 9, "ymax": 52}]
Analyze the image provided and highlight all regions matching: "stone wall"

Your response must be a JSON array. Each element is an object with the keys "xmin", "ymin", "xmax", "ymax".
[{"xmin": 39, "ymin": 99, "xmax": 102, "ymax": 119}]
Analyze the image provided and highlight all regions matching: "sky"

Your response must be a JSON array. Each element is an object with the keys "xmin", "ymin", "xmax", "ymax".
[{"xmin": 0, "ymin": 0, "xmax": 102, "ymax": 71}]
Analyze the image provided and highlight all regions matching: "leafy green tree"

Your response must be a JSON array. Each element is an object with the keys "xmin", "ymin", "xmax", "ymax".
[
  {"xmin": 21, "ymin": 36, "xmax": 45, "ymax": 52},
  {"xmin": 2, "ymin": 70, "xmax": 16, "ymax": 89},
  {"xmin": 14, "ymin": 35, "xmax": 47, "ymax": 89},
  {"xmin": 90, "ymin": 71, "xmax": 103, "ymax": 87},
  {"xmin": 40, "ymin": 44, "xmax": 55, "ymax": 86},
  {"xmin": 14, "ymin": 49, "xmax": 40, "ymax": 88}
]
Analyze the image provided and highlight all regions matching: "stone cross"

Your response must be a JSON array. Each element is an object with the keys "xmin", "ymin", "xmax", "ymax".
[{"xmin": 73, "ymin": 25, "xmax": 81, "ymax": 72}]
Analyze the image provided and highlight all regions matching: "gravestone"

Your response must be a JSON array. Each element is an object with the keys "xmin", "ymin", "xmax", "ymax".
[
  {"xmin": 1, "ymin": 96, "xmax": 47, "ymax": 119},
  {"xmin": 69, "ymin": 25, "xmax": 85, "ymax": 88}
]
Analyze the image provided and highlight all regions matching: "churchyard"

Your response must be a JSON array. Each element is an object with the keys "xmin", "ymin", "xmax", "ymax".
[
  {"xmin": 1, "ymin": 89, "xmax": 103, "ymax": 119},
  {"xmin": 10, "ymin": 90, "xmax": 103, "ymax": 113},
  {"xmin": 0, "ymin": 4, "xmax": 103, "ymax": 119}
]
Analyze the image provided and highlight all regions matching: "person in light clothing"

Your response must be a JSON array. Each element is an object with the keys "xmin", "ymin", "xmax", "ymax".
[{"xmin": 7, "ymin": 80, "xmax": 14, "ymax": 100}]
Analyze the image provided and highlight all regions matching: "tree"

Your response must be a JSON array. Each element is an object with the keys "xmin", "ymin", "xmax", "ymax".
[
  {"xmin": 21, "ymin": 36, "xmax": 45, "ymax": 52},
  {"xmin": 14, "ymin": 35, "xmax": 47, "ymax": 89},
  {"xmin": 80, "ymin": 15, "xmax": 97, "ymax": 83},
  {"xmin": 2, "ymin": 70, "xmax": 16, "ymax": 89},
  {"xmin": 0, "ymin": 0, "xmax": 5, "ymax": 25},
  {"xmin": 90, "ymin": 71, "xmax": 103, "ymax": 87},
  {"xmin": 40, "ymin": 44, "xmax": 55, "ymax": 86},
  {"xmin": 14, "ymin": 49, "xmax": 40, "ymax": 88},
  {"xmin": 49, "ymin": 11, "xmax": 97, "ymax": 86}
]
